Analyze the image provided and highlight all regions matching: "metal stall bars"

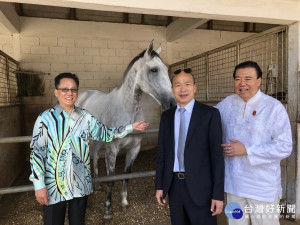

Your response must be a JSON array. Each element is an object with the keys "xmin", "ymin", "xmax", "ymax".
[
  {"xmin": 0, "ymin": 129, "xmax": 159, "ymax": 195},
  {"xmin": 169, "ymin": 26, "xmax": 287, "ymax": 104},
  {"xmin": 169, "ymin": 25, "xmax": 288, "ymax": 204},
  {"xmin": 0, "ymin": 50, "xmax": 20, "ymax": 106}
]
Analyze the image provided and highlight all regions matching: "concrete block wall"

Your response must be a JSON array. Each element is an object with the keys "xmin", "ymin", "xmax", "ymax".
[
  {"xmin": 0, "ymin": 17, "xmax": 250, "ymax": 152},
  {"xmin": 12, "ymin": 18, "xmax": 165, "ymax": 152},
  {"xmin": 0, "ymin": 34, "xmax": 14, "ymax": 57}
]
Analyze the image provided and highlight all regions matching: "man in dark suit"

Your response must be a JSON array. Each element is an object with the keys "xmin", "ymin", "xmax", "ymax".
[{"xmin": 155, "ymin": 68, "xmax": 224, "ymax": 225}]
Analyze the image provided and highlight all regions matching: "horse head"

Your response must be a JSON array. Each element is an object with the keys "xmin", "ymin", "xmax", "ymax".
[{"xmin": 134, "ymin": 40, "xmax": 176, "ymax": 111}]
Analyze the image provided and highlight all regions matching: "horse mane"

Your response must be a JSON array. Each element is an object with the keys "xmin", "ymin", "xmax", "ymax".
[{"xmin": 118, "ymin": 49, "xmax": 160, "ymax": 88}]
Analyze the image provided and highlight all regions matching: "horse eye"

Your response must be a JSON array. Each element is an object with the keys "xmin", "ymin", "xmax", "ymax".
[{"xmin": 151, "ymin": 67, "xmax": 158, "ymax": 73}]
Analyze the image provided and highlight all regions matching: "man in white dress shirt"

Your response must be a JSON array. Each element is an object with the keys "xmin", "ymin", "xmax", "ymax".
[{"xmin": 216, "ymin": 61, "xmax": 292, "ymax": 225}]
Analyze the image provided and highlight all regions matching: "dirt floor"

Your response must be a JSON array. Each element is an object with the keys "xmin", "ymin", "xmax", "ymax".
[{"xmin": 0, "ymin": 148, "xmax": 298, "ymax": 225}]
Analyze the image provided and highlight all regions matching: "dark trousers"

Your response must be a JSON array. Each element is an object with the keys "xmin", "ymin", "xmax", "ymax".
[
  {"xmin": 43, "ymin": 196, "xmax": 88, "ymax": 225},
  {"xmin": 168, "ymin": 174, "xmax": 217, "ymax": 225}
]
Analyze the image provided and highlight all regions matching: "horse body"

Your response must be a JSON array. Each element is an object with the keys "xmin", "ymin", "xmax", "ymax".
[{"xmin": 76, "ymin": 41, "xmax": 176, "ymax": 219}]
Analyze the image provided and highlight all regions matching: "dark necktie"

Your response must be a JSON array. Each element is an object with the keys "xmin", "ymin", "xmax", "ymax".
[{"xmin": 177, "ymin": 108, "xmax": 186, "ymax": 171}]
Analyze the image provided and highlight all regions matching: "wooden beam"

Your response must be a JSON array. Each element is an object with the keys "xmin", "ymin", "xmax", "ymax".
[
  {"xmin": 244, "ymin": 22, "xmax": 250, "ymax": 32},
  {"xmin": 0, "ymin": 2, "xmax": 19, "ymax": 33},
  {"xmin": 167, "ymin": 18, "xmax": 208, "ymax": 42},
  {"xmin": 141, "ymin": 14, "xmax": 144, "ymax": 24},
  {"xmin": 69, "ymin": 8, "xmax": 76, "ymax": 20},
  {"xmin": 14, "ymin": 3, "xmax": 23, "ymax": 16},
  {"xmin": 123, "ymin": 13, "xmax": 129, "ymax": 23},
  {"xmin": 253, "ymin": 23, "xmax": 257, "ymax": 32},
  {"xmin": 207, "ymin": 20, "xmax": 213, "ymax": 29},
  {"xmin": 0, "ymin": 0, "xmax": 297, "ymax": 25},
  {"xmin": 167, "ymin": 16, "xmax": 173, "ymax": 25}
]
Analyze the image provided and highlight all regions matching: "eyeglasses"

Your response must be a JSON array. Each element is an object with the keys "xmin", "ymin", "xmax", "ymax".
[
  {"xmin": 173, "ymin": 68, "xmax": 192, "ymax": 75},
  {"xmin": 56, "ymin": 88, "xmax": 78, "ymax": 93}
]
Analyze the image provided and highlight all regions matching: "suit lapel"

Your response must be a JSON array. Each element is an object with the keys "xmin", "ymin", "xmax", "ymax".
[
  {"xmin": 168, "ymin": 107, "xmax": 176, "ymax": 154},
  {"xmin": 185, "ymin": 101, "xmax": 202, "ymax": 146}
]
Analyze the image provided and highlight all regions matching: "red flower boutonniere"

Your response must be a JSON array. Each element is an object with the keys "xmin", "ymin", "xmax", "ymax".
[{"xmin": 252, "ymin": 110, "xmax": 257, "ymax": 116}]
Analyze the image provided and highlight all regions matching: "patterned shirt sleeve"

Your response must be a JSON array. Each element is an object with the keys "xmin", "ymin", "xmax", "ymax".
[
  {"xmin": 29, "ymin": 115, "xmax": 48, "ymax": 190},
  {"xmin": 89, "ymin": 115, "xmax": 133, "ymax": 142}
]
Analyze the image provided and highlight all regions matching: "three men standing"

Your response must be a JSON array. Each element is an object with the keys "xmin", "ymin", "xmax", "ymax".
[{"xmin": 30, "ymin": 61, "xmax": 292, "ymax": 225}]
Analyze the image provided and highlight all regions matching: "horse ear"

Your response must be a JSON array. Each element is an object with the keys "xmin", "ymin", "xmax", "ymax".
[
  {"xmin": 146, "ymin": 39, "xmax": 154, "ymax": 55},
  {"xmin": 155, "ymin": 44, "xmax": 161, "ymax": 54}
]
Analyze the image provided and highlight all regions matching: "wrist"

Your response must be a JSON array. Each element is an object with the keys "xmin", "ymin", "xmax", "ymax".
[
  {"xmin": 126, "ymin": 124, "xmax": 133, "ymax": 133},
  {"xmin": 33, "ymin": 180, "xmax": 46, "ymax": 191}
]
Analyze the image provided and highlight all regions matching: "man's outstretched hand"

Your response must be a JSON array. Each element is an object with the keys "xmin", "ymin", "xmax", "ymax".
[{"xmin": 132, "ymin": 120, "xmax": 149, "ymax": 131}]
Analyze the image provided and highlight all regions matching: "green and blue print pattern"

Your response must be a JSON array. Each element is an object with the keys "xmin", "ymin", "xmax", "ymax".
[{"xmin": 29, "ymin": 103, "xmax": 130, "ymax": 205}]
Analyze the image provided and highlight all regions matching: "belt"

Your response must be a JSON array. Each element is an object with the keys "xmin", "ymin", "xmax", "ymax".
[{"xmin": 174, "ymin": 172, "xmax": 185, "ymax": 179}]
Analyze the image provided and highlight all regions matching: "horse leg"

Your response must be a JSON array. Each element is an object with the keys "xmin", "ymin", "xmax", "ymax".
[
  {"xmin": 103, "ymin": 144, "xmax": 118, "ymax": 220},
  {"xmin": 121, "ymin": 142, "xmax": 141, "ymax": 207},
  {"xmin": 92, "ymin": 141, "xmax": 102, "ymax": 190}
]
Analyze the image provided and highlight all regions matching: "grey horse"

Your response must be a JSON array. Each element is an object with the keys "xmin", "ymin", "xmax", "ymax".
[{"xmin": 76, "ymin": 40, "xmax": 176, "ymax": 219}]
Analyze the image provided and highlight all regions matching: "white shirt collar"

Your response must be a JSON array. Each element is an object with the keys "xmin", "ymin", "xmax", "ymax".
[
  {"xmin": 237, "ymin": 89, "xmax": 262, "ymax": 104},
  {"xmin": 176, "ymin": 99, "xmax": 195, "ymax": 114}
]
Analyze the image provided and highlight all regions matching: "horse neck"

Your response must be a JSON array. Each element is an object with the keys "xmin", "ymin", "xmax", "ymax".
[{"xmin": 119, "ymin": 69, "xmax": 143, "ymax": 116}]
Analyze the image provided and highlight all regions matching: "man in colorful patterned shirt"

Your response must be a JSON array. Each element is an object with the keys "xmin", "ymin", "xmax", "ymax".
[
  {"xmin": 216, "ymin": 61, "xmax": 292, "ymax": 225},
  {"xmin": 29, "ymin": 73, "xmax": 149, "ymax": 225}
]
